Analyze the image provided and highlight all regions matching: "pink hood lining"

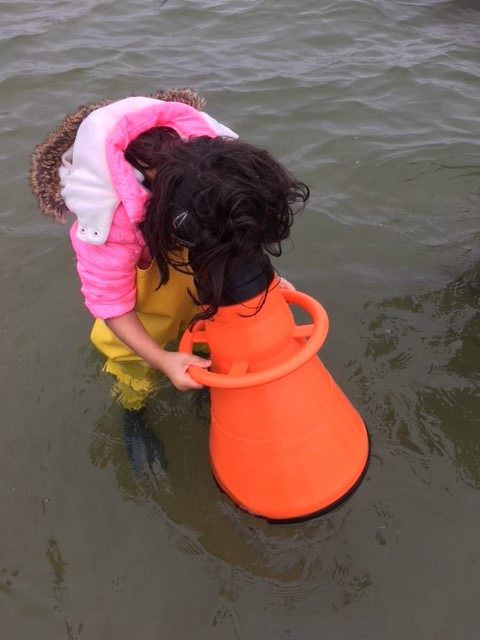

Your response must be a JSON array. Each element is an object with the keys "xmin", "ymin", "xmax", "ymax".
[
  {"xmin": 105, "ymin": 101, "xmax": 221, "ymax": 225},
  {"xmin": 61, "ymin": 97, "xmax": 237, "ymax": 246}
]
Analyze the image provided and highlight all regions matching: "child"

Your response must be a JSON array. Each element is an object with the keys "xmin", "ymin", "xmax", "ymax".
[
  {"xmin": 31, "ymin": 92, "xmax": 309, "ymax": 415},
  {"xmin": 31, "ymin": 91, "xmax": 238, "ymax": 411},
  {"xmin": 139, "ymin": 135, "xmax": 310, "ymax": 323}
]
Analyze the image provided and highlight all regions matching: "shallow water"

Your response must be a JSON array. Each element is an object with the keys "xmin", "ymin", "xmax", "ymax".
[{"xmin": 1, "ymin": 1, "xmax": 479, "ymax": 638}]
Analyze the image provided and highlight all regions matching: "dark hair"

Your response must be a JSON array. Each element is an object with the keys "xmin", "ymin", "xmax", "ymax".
[
  {"xmin": 139, "ymin": 136, "xmax": 310, "ymax": 322},
  {"xmin": 124, "ymin": 126, "xmax": 181, "ymax": 187}
]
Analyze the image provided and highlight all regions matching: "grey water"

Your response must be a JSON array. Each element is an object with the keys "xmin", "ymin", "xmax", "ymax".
[{"xmin": 1, "ymin": 0, "xmax": 479, "ymax": 638}]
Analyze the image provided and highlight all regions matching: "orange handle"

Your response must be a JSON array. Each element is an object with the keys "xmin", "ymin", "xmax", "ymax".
[{"xmin": 179, "ymin": 289, "xmax": 329, "ymax": 389}]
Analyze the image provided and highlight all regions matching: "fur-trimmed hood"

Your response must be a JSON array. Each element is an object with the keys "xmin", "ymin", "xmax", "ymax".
[{"xmin": 29, "ymin": 88, "xmax": 206, "ymax": 224}]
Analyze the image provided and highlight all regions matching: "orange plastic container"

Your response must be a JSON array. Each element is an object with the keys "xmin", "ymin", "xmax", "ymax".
[{"xmin": 179, "ymin": 281, "xmax": 369, "ymax": 520}]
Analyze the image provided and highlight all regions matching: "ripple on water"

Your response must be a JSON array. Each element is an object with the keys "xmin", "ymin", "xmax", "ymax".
[
  {"xmin": 2, "ymin": 1, "xmax": 480, "ymax": 635},
  {"xmin": 348, "ymin": 259, "xmax": 480, "ymax": 485}
]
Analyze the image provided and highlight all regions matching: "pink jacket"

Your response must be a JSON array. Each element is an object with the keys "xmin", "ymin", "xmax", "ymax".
[{"xmin": 60, "ymin": 98, "xmax": 237, "ymax": 319}]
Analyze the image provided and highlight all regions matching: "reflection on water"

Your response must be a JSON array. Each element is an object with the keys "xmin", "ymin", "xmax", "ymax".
[
  {"xmin": 354, "ymin": 258, "xmax": 480, "ymax": 486},
  {"xmin": 3, "ymin": 0, "xmax": 480, "ymax": 634},
  {"xmin": 87, "ymin": 257, "xmax": 479, "ymax": 623},
  {"xmin": 88, "ymin": 379, "xmax": 373, "ymax": 610},
  {"xmin": 46, "ymin": 537, "xmax": 67, "ymax": 593},
  {"xmin": 0, "ymin": 569, "xmax": 20, "ymax": 594},
  {"xmin": 45, "ymin": 538, "xmax": 84, "ymax": 639}
]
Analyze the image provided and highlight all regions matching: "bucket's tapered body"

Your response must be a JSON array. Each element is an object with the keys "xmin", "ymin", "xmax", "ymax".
[{"xmin": 180, "ymin": 284, "xmax": 369, "ymax": 520}]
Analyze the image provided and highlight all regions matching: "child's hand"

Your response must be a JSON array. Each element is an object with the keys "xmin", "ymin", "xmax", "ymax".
[
  {"xmin": 160, "ymin": 351, "xmax": 211, "ymax": 391},
  {"xmin": 278, "ymin": 276, "xmax": 296, "ymax": 290}
]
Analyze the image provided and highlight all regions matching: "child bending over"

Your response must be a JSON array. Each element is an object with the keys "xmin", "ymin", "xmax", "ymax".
[{"xmin": 31, "ymin": 93, "xmax": 308, "ymax": 414}]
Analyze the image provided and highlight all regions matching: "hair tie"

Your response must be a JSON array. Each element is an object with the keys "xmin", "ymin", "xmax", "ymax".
[
  {"xmin": 173, "ymin": 211, "xmax": 189, "ymax": 229},
  {"xmin": 172, "ymin": 211, "xmax": 196, "ymax": 247}
]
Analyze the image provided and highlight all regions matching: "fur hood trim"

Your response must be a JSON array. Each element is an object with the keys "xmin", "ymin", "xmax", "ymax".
[{"xmin": 29, "ymin": 88, "xmax": 206, "ymax": 224}]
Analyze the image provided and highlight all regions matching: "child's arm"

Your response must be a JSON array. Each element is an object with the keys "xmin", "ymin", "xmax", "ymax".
[
  {"xmin": 105, "ymin": 311, "xmax": 211, "ymax": 391},
  {"xmin": 278, "ymin": 276, "xmax": 295, "ymax": 290},
  {"xmin": 71, "ymin": 219, "xmax": 210, "ymax": 390}
]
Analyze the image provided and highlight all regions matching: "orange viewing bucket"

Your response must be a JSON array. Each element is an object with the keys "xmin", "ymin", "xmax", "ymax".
[{"xmin": 179, "ymin": 281, "xmax": 369, "ymax": 520}]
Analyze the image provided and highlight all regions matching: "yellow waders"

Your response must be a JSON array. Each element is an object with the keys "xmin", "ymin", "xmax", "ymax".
[{"xmin": 90, "ymin": 260, "xmax": 198, "ymax": 410}]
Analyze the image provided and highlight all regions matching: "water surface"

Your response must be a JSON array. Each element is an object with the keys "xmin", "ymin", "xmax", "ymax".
[{"xmin": 1, "ymin": 1, "xmax": 479, "ymax": 638}]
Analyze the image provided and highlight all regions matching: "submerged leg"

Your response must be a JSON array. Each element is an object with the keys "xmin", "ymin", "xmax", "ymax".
[
  {"xmin": 122, "ymin": 406, "xmax": 167, "ymax": 477},
  {"xmin": 104, "ymin": 359, "xmax": 168, "ymax": 479}
]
